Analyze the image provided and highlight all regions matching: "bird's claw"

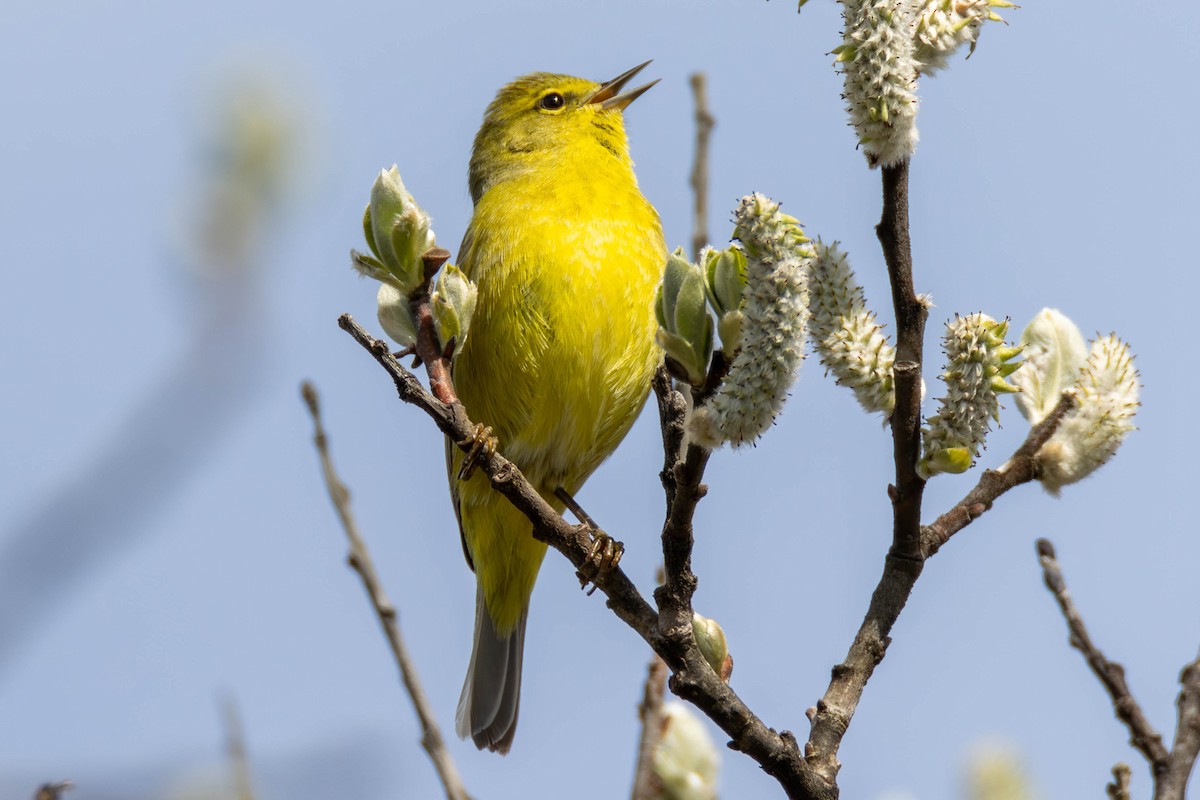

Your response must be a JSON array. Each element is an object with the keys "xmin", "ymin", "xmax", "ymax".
[
  {"xmin": 457, "ymin": 423, "xmax": 498, "ymax": 481},
  {"xmin": 576, "ymin": 530, "xmax": 623, "ymax": 596}
]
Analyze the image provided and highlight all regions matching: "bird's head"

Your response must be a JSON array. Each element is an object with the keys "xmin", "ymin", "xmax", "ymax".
[{"xmin": 468, "ymin": 62, "xmax": 658, "ymax": 202}]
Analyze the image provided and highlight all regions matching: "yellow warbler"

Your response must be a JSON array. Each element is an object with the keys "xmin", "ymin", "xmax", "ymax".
[{"xmin": 450, "ymin": 63, "xmax": 665, "ymax": 752}]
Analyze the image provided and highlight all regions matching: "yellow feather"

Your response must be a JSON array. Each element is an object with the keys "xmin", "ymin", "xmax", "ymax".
[{"xmin": 449, "ymin": 68, "xmax": 664, "ymax": 751}]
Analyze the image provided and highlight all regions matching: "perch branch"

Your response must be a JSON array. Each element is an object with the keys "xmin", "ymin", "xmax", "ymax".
[
  {"xmin": 301, "ymin": 380, "xmax": 471, "ymax": 800},
  {"xmin": 339, "ymin": 315, "xmax": 828, "ymax": 800}
]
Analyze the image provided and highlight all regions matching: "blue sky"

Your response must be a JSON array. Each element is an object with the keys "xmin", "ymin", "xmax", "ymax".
[{"xmin": 3, "ymin": 1, "xmax": 1198, "ymax": 798}]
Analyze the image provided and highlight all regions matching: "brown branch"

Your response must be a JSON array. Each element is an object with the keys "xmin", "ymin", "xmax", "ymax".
[
  {"xmin": 1108, "ymin": 763, "xmax": 1132, "ymax": 800},
  {"xmin": 301, "ymin": 380, "xmax": 471, "ymax": 800},
  {"xmin": 805, "ymin": 160, "xmax": 1081, "ymax": 785},
  {"xmin": 653, "ymin": 373, "xmax": 711, "ymax": 650},
  {"xmin": 409, "ymin": 247, "xmax": 457, "ymax": 404},
  {"xmin": 921, "ymin": 391, "xmax": 1078, "ymax": 557},
  {"xmin": 689, "ymin": 72, "xmax": 715, "ymax": 261},
  {"xmin": 804, "ymin": 159, "xmax": 928, "ymax": 786},
  {"xmin": 339, "ymin": 315, "xmax": 826, "ymax": 800},
  {"xmin": 877, "ymin": 160, "xmax": 926, "ymax": 563},
  {"xmin": 1037, "ymin": 539, "xmax": 1200, "ymax": 800},
  {"xmin": 630, "ymin": 654, "xmax": 669, "ymax": 800},
  {"xmin": 805, "ymin": 551, "xmax": 922, "ymax": 784},
  {"xmin": 1162, "ymin": 655, "xmax": 1200, "ymax": 799},
  {"xmin": 1035, "ymin": 539, "xmax": 1170, "ymax": 774}
]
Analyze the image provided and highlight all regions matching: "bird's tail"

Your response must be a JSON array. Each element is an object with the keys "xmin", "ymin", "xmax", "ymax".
[{"xmin": 455, "ymin": 587, "xmax": 527, "ymax": 754}]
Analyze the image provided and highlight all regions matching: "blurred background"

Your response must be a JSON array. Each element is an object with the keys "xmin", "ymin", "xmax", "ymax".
[{"xmin": 2, "ymin": 1, "xmax": 1197, "ymax": 798}]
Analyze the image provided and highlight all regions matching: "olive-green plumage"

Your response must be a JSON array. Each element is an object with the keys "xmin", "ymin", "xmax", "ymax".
[{"xmin": 450, "ymin": 64, "xmax": 665, "ymax": 752}]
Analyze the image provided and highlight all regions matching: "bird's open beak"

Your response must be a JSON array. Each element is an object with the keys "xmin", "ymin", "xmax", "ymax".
[{"xmin": 588, "ymin": 60, "xmax": 660, "ymax": 111}]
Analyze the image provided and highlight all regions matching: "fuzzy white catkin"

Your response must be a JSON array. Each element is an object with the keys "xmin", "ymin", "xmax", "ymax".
[
  {"xmin": 807, "ymin": 241, "xmax": 896, "ymax": 415},
  {"xmin": 839, "ymin": 0, "xmax": 920, "ymax": 167},
  {"xmin": 652, "ymin": 703, "xmax": 720, "ymax": 800},
  {"xmin": 1037, "ymin": 335, "xmax": 1139, "ymax": 494},
  {"xmin": 912, "ymin": 0, "xmax": 983, "ymax": 74},
  {"xmin": 912, "ymin": 0, "xmax": 1015, "ymax": 76},
  {"xmin": 687, "ymin": 194, "xmax": 811, "ymax": 448},
  {"xmin": 919, "ymin": 313, "xmax": 1019, "ymax": 477}
]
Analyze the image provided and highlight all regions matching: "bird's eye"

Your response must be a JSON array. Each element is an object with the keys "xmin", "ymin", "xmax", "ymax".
[{"xmin": 539, "ymin": 92, "xmax": 565, "ymax": 111}]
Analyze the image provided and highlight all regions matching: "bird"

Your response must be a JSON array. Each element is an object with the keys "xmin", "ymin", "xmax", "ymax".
[{"xmin": 449, "ymin": 62, "xmax": 666, "ymax": 753}]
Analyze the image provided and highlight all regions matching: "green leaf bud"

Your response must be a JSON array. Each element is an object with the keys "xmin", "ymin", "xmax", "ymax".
[
  {"xmin": 702, "ymin": 245, "xmax": 748, "ymax": 353},
  {"xmin": 692, "ymin": 613, "xmax": 732, "ymax": 682},
  {"xmin": 376, "ymin": 283, "xmax": 418, "ymax": 348},
  {"xmin": 656, "ymin": 248, "xmax": 714, "ymax": 386},
  {"xmin": 365, "ymin": 165, "xmax": 435, "ymax": 294},
  {"xmin": 430, "ymin": 264, "xmax": 477, "ymax": 351}
]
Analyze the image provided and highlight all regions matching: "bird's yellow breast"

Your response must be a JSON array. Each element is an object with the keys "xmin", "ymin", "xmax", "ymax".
[
  {"xmin": 449, "ymin": 141, "xmax": 664, "ymax": 631},
  {"xmin": 456, "ymin": 159, "xmax": 664, "ymax": 490}
]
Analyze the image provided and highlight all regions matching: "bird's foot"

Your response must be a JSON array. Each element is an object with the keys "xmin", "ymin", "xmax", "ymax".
[
  {"xmin": 576, "ymin": 530, "xmax": 624, "ymax": 596},
  {"xmin": 456, "ymin": 423, "xmax": 497, "ymax": 481}
]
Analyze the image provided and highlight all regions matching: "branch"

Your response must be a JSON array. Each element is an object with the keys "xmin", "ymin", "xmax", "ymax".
[
  {"xmin": 652, "ymin": 369, "xmax": 712, "ymax": 650},
  {"xmin": 921, "ymin": 391, "xmax": 1078, "ymax": 557},
  {"xmin": 878, "ymin": 161, "xmax": 926, "ymax": 562},
  {"xmin": 339, "ymin": 315, "xmax": 827, "ymax": 800},
  {"xmin": 1034, "ymin": 539, "xmax": 1170, "ymax": 773},
  {"xmin": 301, "ymin": 381, "xmax": 471, "ymax": 800},
  {"xmin": 1107, "ymin": 763, "xmax": 1132, "ymax": 800},
  {"xmin": 805, "ymin": 165, "xmax": 1082, "ymax": 785},
  {"xmin": 1162, "ymin": 654, "xmax": 1200, "ymax": 800},
  {"xmin": 688, "ymin": 72, "xmax": 715, "ymax": 261},
  {"xmin": 805, "ymin": 159, "xmax": 928, "ymax": 785},
  {"xmin": 630, "ymin": 654, "xmax": 669, "ymax": 800},
  {"xmin": 409, "ymin": 247, "xmax": 457, "ymax": 405}
]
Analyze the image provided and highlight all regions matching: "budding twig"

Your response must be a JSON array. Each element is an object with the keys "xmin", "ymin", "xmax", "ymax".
[{"xmin": 409, "ymin": 247, "xmax": 457, "ymax": 405}]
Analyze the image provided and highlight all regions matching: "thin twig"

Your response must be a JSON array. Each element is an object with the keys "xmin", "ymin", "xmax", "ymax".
[
  {"xmin": 1107, "ymin": 763, "xmax": 1132, "ymax": 800},
  {"xmin": 220, "ymin": 695, "xmax": 256, "ymax": 800},
  {"xmin": 630, "ymin": 654, "xmax": 670, "ymax": 800},
  {"xmin": 409, "ymin": 247, "xmax": 457, "ymax": 405},
  {"xmin": 921, "ymin": 391, "xmax": 1078, "ymax": 557},
  {"xmin": 689, "ymin": 72, "xmax": 714, "ymax": 261},
  {"xmin": 338, "ymin": 316, "xmax": 826, "ymax": 799},
  {"xmin": 301, "ymin": 381, "xmax": 471, "ymax": 800},
  {"xmin": 1035, "ymin": 539, "xmax": 1170, "ymax": 772}
]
